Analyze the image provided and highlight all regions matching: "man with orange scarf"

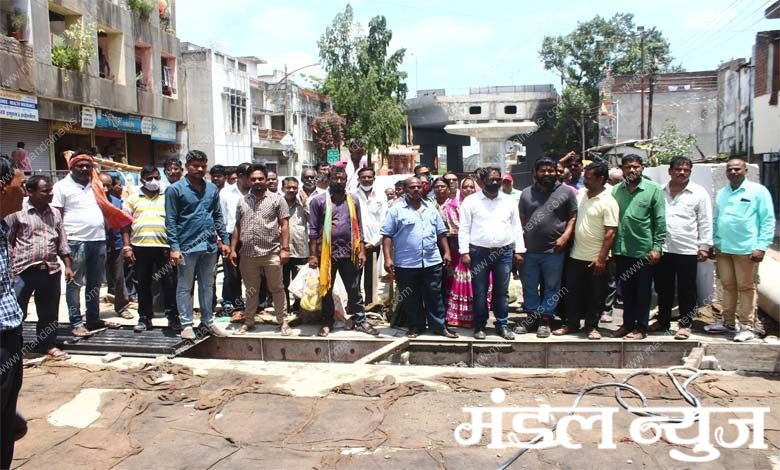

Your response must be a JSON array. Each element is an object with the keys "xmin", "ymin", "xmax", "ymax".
[
  {"xmin": 308, "ymin": 165, "xmax": 379, "ymax": 337},
  {"xmin": 52, "ymin": 151, "xmax": 132, "ymax": 337}
]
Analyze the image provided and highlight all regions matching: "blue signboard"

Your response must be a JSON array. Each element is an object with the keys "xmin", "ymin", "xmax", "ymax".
[
  {"xmin": 95, "ymin": 110, "xmax": 144, "ymax": 133},
  {"xmin": 152, "ymin": 118, "xmax": 177, "ymax": 142}
]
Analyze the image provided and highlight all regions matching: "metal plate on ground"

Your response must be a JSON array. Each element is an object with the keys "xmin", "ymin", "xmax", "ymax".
[{"xmin": 22, "ymin": 322, "xmax": 203, "ymax": 358}]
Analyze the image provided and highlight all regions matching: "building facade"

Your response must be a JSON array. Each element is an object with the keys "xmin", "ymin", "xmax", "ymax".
[{"xmin": 0, "ymin": 0, "xmax": 185, "ymax": 174}]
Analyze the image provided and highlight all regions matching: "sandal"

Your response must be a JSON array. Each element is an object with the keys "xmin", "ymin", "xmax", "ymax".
[
  {"xmin": 674, "ymin": 327, "xmax": 692, "ymax": 340},
  {"xmin": 85, "ymin": 320, "xmax": 121, "ymax": 330},
  {"xmin": 587, "ymin": 329, "xmax": 602, "ymax": 340},
  {"xmin": 280, "ymin": 323, "xmax": 292, "ymax": 336},
  {"xmin": 71, "ymin": 326, "xmax": 93, "ymax": 337},
  {"xmin": 46, "ymin": 348, "xmax": 71, "ymax": 361},
  {"xmin": 231, "ymin": 311, "xmax": 245, "ymax": 323},
  {"xmin": 600, "ymin": 314, "xmax": 613, "ymax": 323},
  {"xmin": 318, "ymin": 326, "xmax": 331, "ymax": 337}
]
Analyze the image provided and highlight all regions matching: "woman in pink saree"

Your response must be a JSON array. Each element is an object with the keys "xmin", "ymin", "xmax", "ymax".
[{"xmin": 443, "ymin": 177, "xmax": 491, "ymax": 328}]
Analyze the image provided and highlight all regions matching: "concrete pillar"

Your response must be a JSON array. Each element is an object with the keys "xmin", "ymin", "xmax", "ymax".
[
  {"xmin": 419, "ymin": 144, "xmax": 436, "ymax": 171},
  {"xmin": 446, "ymin": 144, "xmax": 463, "ymax": 173}
]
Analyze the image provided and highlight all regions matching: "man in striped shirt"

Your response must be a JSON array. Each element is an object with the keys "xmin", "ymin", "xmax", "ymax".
[
  {"xmin": 6, "ymin": 175, "xmax": 73, "ymax": 359},
  {"xmin": 122, "ymin": 165, "xmax": 179, "ymax": 332}
]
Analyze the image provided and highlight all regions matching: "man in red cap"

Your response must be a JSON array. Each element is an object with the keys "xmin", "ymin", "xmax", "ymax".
[{"xmin": 501, "ymin": 173, "xmax": 521, "ymax": 204}]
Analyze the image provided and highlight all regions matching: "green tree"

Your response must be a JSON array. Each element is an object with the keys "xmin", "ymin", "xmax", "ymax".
[
  {"xmin": 646, "ymin": 120, "xmax": 698, "ymax": 166},
  {"xmin": 316, "ymin": 4, "xmax": 408, "ymax": 161},
  {"xmin": 539, "ymin": 13, "xmax": 681, "ymax": 153}
]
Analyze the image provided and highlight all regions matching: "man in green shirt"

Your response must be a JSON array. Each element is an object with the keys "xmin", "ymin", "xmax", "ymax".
[{"xmin": 611, "ymin": 154, "xmax": 666, "ymax": 340}]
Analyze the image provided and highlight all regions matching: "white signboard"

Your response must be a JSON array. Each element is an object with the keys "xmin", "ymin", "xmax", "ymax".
[{"xmin": 81, "ymin": 106, "xmax": 96, "ymax": 129}]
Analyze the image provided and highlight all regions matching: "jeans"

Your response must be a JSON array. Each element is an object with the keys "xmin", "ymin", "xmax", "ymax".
[
  {"xmin": 282, "ymin": 257, "xmax": 307, "ymax": 311},
  {"xmin": 322, "ymin": 258, "xmax": 367, "ymax": 328},
  {"xmin": 106, "ymin": 248, "xmax": 130, "ymax": 315},
  {"xmin": 564, "ymin": 258, "xmax": 606, "ymax": 330},
  {"xmin": 654, "ymin": 253, "xmax": 698, "ymax": 329},
  {"xmin": 221, "ymin": 255, "xmax": 244, "ymax": 311},
  {"xmin": 470, "ymin": 244, "xmax": 513, "ymax": 330},
  {"xmin": 521, "ymin": 252, "xmax": 565, "ymax": 320},
  {"xmin": 66, "ymin": 240, "xmax": 107, "ymax": 328},
  {"xmin": 14, "ymin": 268, "xmax": 61, "ymax": 351},
  {"xmin": 394, "ymin": 265, "xmax": 447, "ymax": 332},
  {"xmin": 616, "ymin": 255, "xmax": 654, "ymax": 332},
  {"xmin": 0, "ymin": 327, "xmax": 23, "ymax": 470},
  {"xmin": 133, "ymin": 246, "xmax": 178, "ymax": 323},
  {"xmin": 176, "ymin": 250, "xmax": 218, "ymax": 327}
]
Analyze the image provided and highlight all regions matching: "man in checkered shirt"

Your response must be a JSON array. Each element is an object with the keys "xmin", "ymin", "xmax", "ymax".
[{"xmin": 0, "ymin": 155, "xmax": 26, "ymax": 469}]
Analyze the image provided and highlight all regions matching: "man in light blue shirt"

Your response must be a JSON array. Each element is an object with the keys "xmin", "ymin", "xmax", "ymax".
[
  {"xmin": 381, "ymin": 177, "xmax": 458, "ymax": 339},
  {"xmin": 706, "ymin": 158, "xmax": 776, "ymax": 342}
]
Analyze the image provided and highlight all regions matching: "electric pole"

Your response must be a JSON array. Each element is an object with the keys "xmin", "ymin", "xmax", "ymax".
[{"xmin": 638, "ymin": 26, "xmax": 645, "ymax": 140}]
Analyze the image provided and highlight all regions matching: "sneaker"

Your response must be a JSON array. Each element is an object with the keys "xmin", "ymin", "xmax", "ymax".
[
  {"xmin": 207, "ymin": 322, "xmax": 229, "ymax": 337},
  {"xmin": 733, "ymin": 325, "xmax": 755, "ymax": 342},
  {"xmin": 180, "ymin": 326, "xmax": 196, "ymax": 340},
  {"xmin": 704, "ymin": 320, "xmax": 736, "ymax": 334},
  {"xmin": 536, "ymin": 324, "xmax": 551, "ymax": 339}
]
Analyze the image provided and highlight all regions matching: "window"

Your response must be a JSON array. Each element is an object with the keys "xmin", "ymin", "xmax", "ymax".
[
  {"xmin": 161, "ymin": 56, "xmax": 177, "ymax": 97},
  {"xmin": 98, "ymin": 28, "xmax": 124, "ymax": 84},
  {"xmin": 226, "ymin": 57, "xmax": 235, "ymax": 69},
  {"xmin": 134, "ymin": 45, "xmax": 152, "ymax": 90},
  {"xmin": 223, "ymin": 88, "xmax": 247, "ymax": 134},
  {"xmin": 504, "ymin": 105, "xmax": 517, "ymax": 114},
  {"xmin": 469, "ymin": 106, "xmax": 482, "ymax": 115},
  {"xmin": 238, "ymin": 62, "xmax": 247, "ymax": 72},
  {"xmin": 215, "ymin": 54, "xmax": 224, "ymax": 64}
]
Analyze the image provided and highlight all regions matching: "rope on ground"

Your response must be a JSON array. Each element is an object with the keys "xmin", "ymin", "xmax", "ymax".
[{"xmin": 497, "ymin": 366, "xmax": 703, "ymax": 470}]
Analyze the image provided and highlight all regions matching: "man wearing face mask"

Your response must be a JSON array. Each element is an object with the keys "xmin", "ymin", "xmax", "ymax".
[
  {"xmin": 308, "ymin": 166, "xmax": 378, "ymax": 337},
  {"xmin": 0, "ymin": 156, "xmax": 26, "ymax": 470},
  {"xmin": 515, "ymin": 158, "xmax": 578, "ymax": 338},
  {"xmin": 123, "ymin": 165, "xmax": 180, "ymax": 332},
  {"xmin": 414, "ymin": 164, "xmax": 432, "ymax": 199},
  {"xmin": 351, "ymin": 167, "xmax": 387, "ymax": 305}
]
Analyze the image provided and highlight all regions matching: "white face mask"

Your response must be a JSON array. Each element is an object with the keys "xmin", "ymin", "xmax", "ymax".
[
  {"xmin": 359, "ymin": 184, "xmax": 373, "ymax": 192},
  {"xmin": 143, "ymin": 179, "xmax": 160, "ymax": 192}
]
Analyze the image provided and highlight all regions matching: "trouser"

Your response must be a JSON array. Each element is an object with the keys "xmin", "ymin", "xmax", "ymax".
[
  {"xmin": 603, "ymin": 258, "xmax": 617, "ymax": 314},
  {"xmin": 0, "ymin": 327, "xmax": 23, "ymax": 470},
  {"xmin": 282, "ymin": 257, "xmax": 307, "ymax": 312},
  {"xmin": 106, "ymin": 248, "xmax": 130, "ymax": 315},
  {"xmin": 616, "ymin": 255, "xmax": 654, "ymax": 332},
  {"xmin": 362, "ymin": 245, "xmax": 381, "ymax": 304},
  {"xmin": 715, "ymin": 252, "xmax": 759, "ymax": 328},
  {"xmin": 176, "ymin": 251, "xmax": 218, "ymax": 327},
  {"xmin": 394, "ymin": 265, "xmax": 447, "ymax": 332},
  {"xmin": 221, "ymin": 254, "xmax": 244, "ymax": 311},
  {"xmin": 322, "ymin": 258, "xmax": 367, "ymax": 328},
  {"xmin": 470, "ymin": 244, "xmax": 513, "ymax": 330},
  {"xmin": 521, "ymin": 252, "xmax": 565, "ymax": 321},
  {"xmin": 239, "ymin": 253, "xmax": 287, "ymax": 327},
  {"xmin": 564, "ymin": 258, "xmax": 606, "ymax": 330},
  {"xmin": 13, "ymin": 267, "xmax": 60, "ymax": 351},
  {"xmin": 66, "ymin": 240, "xmax": 106, "ymax": 328},
  {"xmin": 133, "ymin": 246, "xmax": 178, "ymax": 323},
  {"xmin": 654, "ymin": 253, "xmax": 698, "ymax": 329}
]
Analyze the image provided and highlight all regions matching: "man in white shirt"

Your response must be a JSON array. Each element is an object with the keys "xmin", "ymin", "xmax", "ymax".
[
  {"xmin": 351, "ymin": 167, "xmax": 387, "ymax": 305},
  {"xmin": 52, "ymin": 152, "xmax": 111, "ymax": 337},
  {"xmin": 219, "ymin": 162, "xmax": 251, "ymax": 317},
  {"xmin": 459, "ymin": 167, "xmax": 526, "ymax": 340},
  {"xmin": 652, "ymin": 156, "xmax": 713, "ymax": 339}
]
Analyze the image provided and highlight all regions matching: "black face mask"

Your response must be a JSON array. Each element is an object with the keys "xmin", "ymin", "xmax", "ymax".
[
  {"xmin": 330, "ymin": 183, "xmax": 346, "ymax": 194},
  {"xmin": 485, "ymin": 182, "xmax": 500, "ymax": 193},
  {"xmin": 539, "ymin": 176, "xmax": 556, "ymax": 188}
]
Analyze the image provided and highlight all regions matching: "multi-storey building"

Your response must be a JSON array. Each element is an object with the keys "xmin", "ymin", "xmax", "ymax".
[{"xmin": 0, "ymin": 0, "xmax": 185, "ymax": 173}]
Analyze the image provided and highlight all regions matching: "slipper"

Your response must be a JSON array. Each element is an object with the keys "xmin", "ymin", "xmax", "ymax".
[
  {"xmin": 587, "ymin": 329, "xmax": 602, "ymax": 340},
  {"xmin": 119, "ymin": 310, "xmax": 135, "ymax": 320},
  {"xmin": 86, "ymin": 320, "xmax": 121, "ymax": 330},
  {"xmin": 71, "ymin": 326, "xmax": 93, "ymax": 337},
  {"xmin": 231, "ymin": 311, "xmax": 245, "ymax": 323},
  {"xmin": 674, "ymin": 327, "xmax": 692, "ymax": 340},
  {"xmin": 235, "ymin": 324, "xmax": 253, "ymax": 335},
  {"xmin": 600, "ymin": 314, "xmax": 613, "ymax": 323},
  {"xmin": 46, "ymin": 348, "xmax": 71, "ymax": 361},
  {"xmin": 318, "ymin": 326, "xmax": 330, "ymax": 337},
  {"xmin": 280, "ymin": 323, "xmax": 292, "ymax": 336}
]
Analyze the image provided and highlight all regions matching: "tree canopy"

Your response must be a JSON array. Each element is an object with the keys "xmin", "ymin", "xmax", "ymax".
[
  {"xmin": 316, "ymin": 4, "xmax": 408, "ymax": 160},
  {"xmin": 539, "ymin": 13, "xmax": 681, "ymax": 154}
]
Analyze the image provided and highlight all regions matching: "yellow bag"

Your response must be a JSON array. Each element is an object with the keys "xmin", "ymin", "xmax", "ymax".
[{"xmin": 300, "ymin": 267, "xmax": 322, "ymax": 312}]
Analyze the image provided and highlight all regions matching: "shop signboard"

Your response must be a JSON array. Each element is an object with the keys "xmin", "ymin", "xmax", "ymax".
[
  {"xmin": 0, "ymin": 89, "xmax": 39, "ymax": 122},
  {"xmin": 151, "ymin": 118, "xmax": 177, "ymax": 142},
  {"xmin": 95, "ymin": 109, "xmax": 144, "ymax": 133},
  {"xmin": 81, "ymin": 106, "xmax": 96, "ymax": 129}
]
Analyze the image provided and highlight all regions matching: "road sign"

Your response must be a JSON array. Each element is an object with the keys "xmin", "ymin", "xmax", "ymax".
[
  {"xmin": 327, "ymin": 149, "xmax": 340, "ymax": 163},
  {"xmin": 280, "ymin": 133, "xmax": 295, "ymax": 148}
]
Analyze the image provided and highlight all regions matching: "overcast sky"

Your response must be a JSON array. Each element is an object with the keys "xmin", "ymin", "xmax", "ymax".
[{"xmin": 176, "ymin": 0, "xmax": 779, "ymax": 95}]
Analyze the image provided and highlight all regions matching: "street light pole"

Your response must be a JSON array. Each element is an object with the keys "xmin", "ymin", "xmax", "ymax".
[{"xmin": 638, "ymin": 26, "xmax": 645, "ymax": 140}]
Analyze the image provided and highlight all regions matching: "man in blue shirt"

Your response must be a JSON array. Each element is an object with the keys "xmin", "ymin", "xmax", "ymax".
[
  {"xmin": 165, "ymin": 150, "xmax": 231, "ymax": 339},
  {"xmin": 706, "ymin": 158, "xmax": 776, "ymax": 342},
  {"xmin": 99, "ymin": 173, "xmax": 131, "ymax": 320},
  {"xmin": 381, "ymin": 177, "xmax": 458, "ymax": 338},
  {"xmin": 0, "ymin": 156, "xmax": 26, "ymax": 470}
]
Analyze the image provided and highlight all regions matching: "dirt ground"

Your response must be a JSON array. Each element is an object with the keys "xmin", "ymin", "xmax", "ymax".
[{"xmin": 10, "ymin": 358, "xmax": 780, "ymax": 470}]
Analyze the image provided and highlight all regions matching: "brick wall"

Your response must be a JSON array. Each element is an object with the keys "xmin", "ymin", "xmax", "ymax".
[
  {"xmin": 0, "ymin": 36, "xmax": 34, "ymax": 91},
  {"xmin": 755, "ymin": 33, "xmax": 770, "ymax": 98}
]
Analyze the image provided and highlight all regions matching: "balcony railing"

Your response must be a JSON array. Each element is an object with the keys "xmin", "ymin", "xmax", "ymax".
[{"xmin": 255, "ymin": 128, "xmax": 287, "ymax": 140}]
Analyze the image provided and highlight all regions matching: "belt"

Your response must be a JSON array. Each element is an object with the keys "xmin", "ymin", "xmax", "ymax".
[{"xmin": 469, "ymin": 243, "xmax": 514, "ymax": 253}]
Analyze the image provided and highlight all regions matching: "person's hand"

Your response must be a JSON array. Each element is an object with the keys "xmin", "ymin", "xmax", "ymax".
[
  {"xmin": 750, "ymin": 250, "xmax": 765, "ymax": 263},
  {"xmin": 553, "ymin": 236, "xmax": 569, "ymax": 253},
  {"xmin": 64, "ymin": 267, "xmax": 74, "ymax": 283},
  {"xmin": 170, "ymin": 251, "xmax": 182, "ymax": 266},
  {"xmin": 697, "ymin": 250, "xmax": 709, "ymax": 262},
  {"xmin": 122, "ymin": 246, "xmax": 135, "ymax": 265},
  {"xmin": 648, "ymin": 250, "xmax": 662, "ymax": 266},
  {"xmin": 589, "ymin": 257, "xmax": 607, "ymax": 275},
  {"xmin": 442, "ymin": 252, "xmax": 451, "ymax": 268},
  {"xmin": 308, "ymin": 255, "xmax": 319, "ymax": 269},
  {"xmin": 514, "ymin": 253, "xmax": 524, "ymax": 267},
  {"xmin": 229, "ymin": 250, "xmax": 238, "ymax": 268},
  {"xmin": 280, "ymin": 248, "xmax": 290, "ymax": 265},
  {"xmin": 709, "ymin": 247, "xmax": 717, "ymax": 260},
  {"xmin": 219, "ymin": 244, "xmax": 230, "ymax": 258},
  {"xmin": 384, "ymin": 259, "xmax": 395, "ymax": 275},
  {"xmin": 363, "ymin": 243, "xmax": 373, "ymax": 252},
  {"xmin": 462, "ymin": 254, "xmax": 471, "ymax": 268},
  {"xmin": 358, "ymin": 251, "xmax": 366, "ymax": 269}
]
